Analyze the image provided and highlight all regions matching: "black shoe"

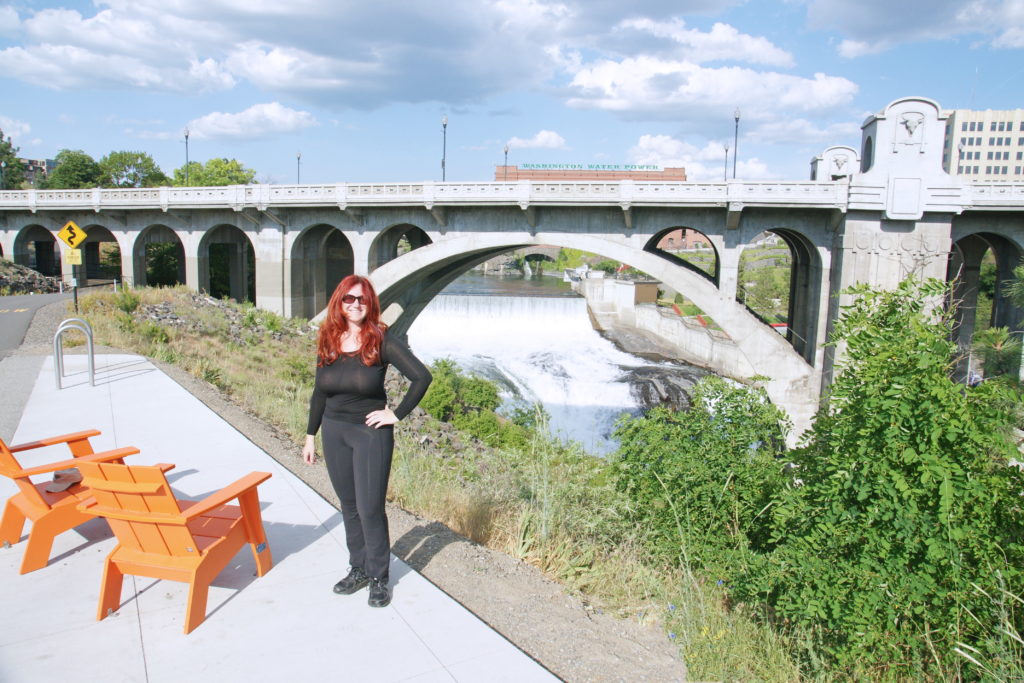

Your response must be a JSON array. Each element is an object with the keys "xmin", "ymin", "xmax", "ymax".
[
  {"xmin": 367, "ymin": 577, "xmax": 391, "ymax": 608},
  {"xmin": 333, "ymin": 567, "xmax": 369, "ymax": 595}
]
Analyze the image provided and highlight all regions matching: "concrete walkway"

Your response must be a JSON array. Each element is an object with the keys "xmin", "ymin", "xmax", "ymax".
[{"xmin": 0, "ymin": 354, "xmax": 555, "ymax": 683}]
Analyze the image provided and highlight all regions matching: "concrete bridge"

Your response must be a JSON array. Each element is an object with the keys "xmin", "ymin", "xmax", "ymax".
[{"xmin": 2, "ymin": 96, "xmax": 1023, "ymax": 436}]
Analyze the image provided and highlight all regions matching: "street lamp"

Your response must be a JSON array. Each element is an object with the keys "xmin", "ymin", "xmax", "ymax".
[
  {"xmin": 723, "ymin": 144, "xmax": 729, "ymax": 181},
  {"xmin": 733, "ymin": 107, "xmax": 741, "ymax": 179},
  {"xmin": 441, "ymin": 115, "xmax": 448, "ymax": 182},
  {"xmin": 0, "ymin": 160, "xmax": 6, "ymax": 191},
  {"xmin": 183, "ymin": 128, "xmax": 190, "ymax": 186},
  {"xmin": 297, "ymin": 152, "xmax": 301, "ymax": 184},
  {"xmin": 503, "ymin": 143, "xmax": 509, "ymax": 181}
]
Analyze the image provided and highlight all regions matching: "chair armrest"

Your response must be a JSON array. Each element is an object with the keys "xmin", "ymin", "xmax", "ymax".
[
  {"xmin": 9, "ymin": 429, "xmax": 102, "ymax": 453},
  {"xmin": 181, "ymin": 471, "xmax": 272, "ymax": 520},
  {"xmin": 17, "ymin": 447, "xmax": 140, "ymax": 478}
]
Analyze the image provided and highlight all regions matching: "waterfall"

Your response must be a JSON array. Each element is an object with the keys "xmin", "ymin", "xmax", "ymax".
[{"xmin": 407, "ymin": 294, "xmax": 707, "ymax": 454}]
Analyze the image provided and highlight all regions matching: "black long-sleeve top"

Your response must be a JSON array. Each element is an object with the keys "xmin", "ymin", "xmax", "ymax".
[{"xmin": 306, "ymin": 331, "xmax": 432, "ymax": 435}]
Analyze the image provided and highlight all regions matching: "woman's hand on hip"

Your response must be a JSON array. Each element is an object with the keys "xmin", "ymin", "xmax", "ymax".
[
  {"xmin": 365, "ymin": 407, "xmax": 397, "ymax": 428},
  {"xmin": 302, "ymin": 435, "xmax": 317, "ymax": 464}
]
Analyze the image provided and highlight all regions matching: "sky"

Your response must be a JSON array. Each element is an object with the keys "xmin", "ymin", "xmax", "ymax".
[{"xmin": 0, "ymin": 0, "xmax": 1022, "ymax": 185}]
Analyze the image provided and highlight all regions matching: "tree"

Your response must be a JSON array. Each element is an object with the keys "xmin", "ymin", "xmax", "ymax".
[
  {"xmin": 40, "ymin": 149, "xmax": 102, "ymax": 189},
  {"xmin": 0, "ymin": 129, "xmax": 26, "ymax": 189},
  {"xmin": 98, "ymin": 151, "xmax": 169, "ymax": 188},
  {"xmin": 172, "ymin": 158, "xmax": 256, "ymax": 186},
  {"xmin": 732, "ymin": 277, "xmax": 1024, "ymax": 677}
]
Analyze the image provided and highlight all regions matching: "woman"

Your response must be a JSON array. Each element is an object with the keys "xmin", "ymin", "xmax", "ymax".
[{"xmin": 303, "ymin": 275, "xmax": 432, "ymax": 608}]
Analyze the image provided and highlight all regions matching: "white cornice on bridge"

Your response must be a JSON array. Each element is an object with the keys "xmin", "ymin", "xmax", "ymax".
[{"xmin": 1, "ymin": 178, "xmax": 1021, "ymax": 222}]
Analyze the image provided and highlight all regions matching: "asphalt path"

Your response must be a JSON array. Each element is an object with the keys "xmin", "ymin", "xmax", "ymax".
[{"xmin": 0, "ymin": 292, "xmax": 69, "ymax": 360}]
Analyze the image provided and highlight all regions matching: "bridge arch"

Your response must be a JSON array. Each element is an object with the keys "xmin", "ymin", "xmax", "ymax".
[
  {"xmin": 78, "ymin": 224, "xmax": 123, "ymax": 284},
  {"xmin": 198, "ymin": 224, "xmax": 256, "ymax": 302},
  {"xmin": 735, "ymin": 228, "xmax": 823, "ymax": 365},
  {"xmin": 644, "ymin": 226, "xmax": 718, "ymax": 283},
  {"xmin": 132, "ymin": 224, "xmax": 186, "ymax": 288},
  {"xmin": 13, "ymin": 225, "xmax": 60, "ymax": 277},
  {"xmin": 290, "ymin": 223, "xmax": 354, "ymax": 319},
  {"xmin": 368, "ymin": 231, "xmax": 818, "ymax": 432},
  {"xmin": 369, "ymin": 223, "xmax": 432, "ymax": 270},
  {"xmin": 948, "ymin": 230, "xmax": 1024, "ymax": 356}
]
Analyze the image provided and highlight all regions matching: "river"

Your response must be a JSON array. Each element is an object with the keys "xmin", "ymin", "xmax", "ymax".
[{"xmin": 406, "ymin": 271, "xmax": 709, "ymax": 454}]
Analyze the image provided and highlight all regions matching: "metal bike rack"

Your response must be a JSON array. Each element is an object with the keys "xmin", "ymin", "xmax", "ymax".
[{"xmin": 53, "ymin": 318, "xmax": 95, "ymax": 389}]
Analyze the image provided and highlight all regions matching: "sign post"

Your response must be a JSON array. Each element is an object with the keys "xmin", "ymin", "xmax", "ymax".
[{"xmin": 58, "ymin": 221, "xmax": 88, "ymax": 313}]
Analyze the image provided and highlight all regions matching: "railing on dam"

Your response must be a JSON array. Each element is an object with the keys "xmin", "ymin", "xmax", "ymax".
[{"xmin": 0, "ymin": 179, "xmax": 854, "ymax": 213}]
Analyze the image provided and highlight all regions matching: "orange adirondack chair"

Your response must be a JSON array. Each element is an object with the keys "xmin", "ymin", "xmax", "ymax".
[
  {"xmin": 76, "ymin": 461, "xmax": 273, "ymax": 634},
  {"xmin": 0, "ymin": 430, "xmax": 139, "ymax": 574}
]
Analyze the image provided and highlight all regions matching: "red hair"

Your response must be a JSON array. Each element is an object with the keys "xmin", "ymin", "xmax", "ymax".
[{"xmin": 317, "ymin": 275, "xmax": 386, "ymax": 367}]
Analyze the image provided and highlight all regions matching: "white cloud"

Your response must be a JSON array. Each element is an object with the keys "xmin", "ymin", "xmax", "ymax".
[
  {"xmin": 0, "ymin": 115, "xmax": 31, "ymax": 139},
  {"xmin": 0, "ymin": 6, "xmax": 20, "ymax": 37},
  {"xmin": 809, "ymin": 0, "xmax": 1024, "ymax": 55},
  {"xmin": 617, "ymin": 18, "xmax": 794, "ymax": 67},
  {"xmin": 0, "ymin": 44, "xmax": 234, "ymax": 92},
  {"xmin": 507, "ymin": 130, "xmax": 568, "ymax": 149},
  {"xmin": 224, "ymin": 43, "xmax": 360, "ymax": 91},
  {"xmin": 627, "ymin": 133, "xmax": 776, "ymax": 180},
  {"xmin": 746, "ymin": 118, "xmax": 861, "ymax": 145},
  {"xmin": 186, "ymin": 102, "xmax": 317, "ymax": 140},
  {"xmin": 566, "ymin": 56, "xmax": 857, "ymax": 119}
]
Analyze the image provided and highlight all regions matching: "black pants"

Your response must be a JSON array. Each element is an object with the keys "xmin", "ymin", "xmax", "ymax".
[{"xmin": 322, "ymin": 418, "xmax": 394, "ymax": 581}]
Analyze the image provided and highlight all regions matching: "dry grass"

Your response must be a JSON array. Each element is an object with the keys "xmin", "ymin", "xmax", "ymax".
[{"xmin": 77, "ymin": 286, "xmax": 802, "ymax": 682}]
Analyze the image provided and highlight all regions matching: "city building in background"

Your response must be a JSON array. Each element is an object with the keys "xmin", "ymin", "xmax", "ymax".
[
  {"xmin": 20, "ymin": 158, "xmax": 55, "ymax": 186},
  {"xmin": 942, "ymin": 108, "xmax": 1024, "ymax": 181},
  {"xmin": 494, "ymin": 164, "xmax": 686, "ymax": 181}
]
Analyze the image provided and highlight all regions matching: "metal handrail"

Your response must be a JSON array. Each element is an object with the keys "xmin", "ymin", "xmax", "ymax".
[{"xmin": 53, "ymin": 318, "xmax": 95, "ymax": 389}]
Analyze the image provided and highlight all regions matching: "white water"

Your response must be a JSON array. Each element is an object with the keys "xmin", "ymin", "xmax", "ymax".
[{"xmin": 407, "ymin": 294, "xmax": 658, "ymax": 454}]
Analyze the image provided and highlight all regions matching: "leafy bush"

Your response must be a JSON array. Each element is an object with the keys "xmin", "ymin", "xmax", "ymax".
[
  {"xmin": 594, "ymin": 259, "xmax": 619, "ymax": 275},
  {"xmin": 421, "ymin": 359, "xmax": 528, "ymax": 450},
  {"xmin": 732, "ymin": 278, "xmax": 1024, "ymax": 678},
  {"xmin": 614, "ymin": 376, "xmax": 789, "ymax": 576},
  {"xmin": 112, "ymin": 290, "xmax": 140, "ymax": 313}
]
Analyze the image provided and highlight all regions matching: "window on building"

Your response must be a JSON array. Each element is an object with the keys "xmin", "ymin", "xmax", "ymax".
[
  {"xmin": 991, "ymin": 122, "xmax": 997, "ymax": 131},
  {"xmin": 998, "ymin": 121, "xmax": 1006, "ymax": 132},
  {"xmin": 990, "ymin": 137, "xmax": 996, "ymax": 145},
  {"xmin": 1019, "ymin": 137, "xmax": 1024, "ymax": 145},
  {"xmin": 986, "ymin": 166, "xmax": 992, "ymax": 173},
  {"xmin": 1007, "ymin": 137, "xmax": 1013, "ymax": 145},
  {"xmin": 988, "ymin": 151, "xmax": 994, "ymax": 159},
  {"xmin": 974, "ymin": 166, "xmax": 979, "ymax": 174},
  {"xmin": 1016, "ymin": 166, "xmax": 1022, "ymax": 174},
  {"xmin": 1020, "ymin": 122, "xmax": 1024, "ymax": 131},
  {"xmin": 1017, "ymin": 151, "xmax": 1023, "ymax": 160},
  {"xmin": 1003, "ymin": 166, "xmax": 1009, "ymax": 174}
]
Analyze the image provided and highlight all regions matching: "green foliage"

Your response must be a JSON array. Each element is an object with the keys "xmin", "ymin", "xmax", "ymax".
[
  {"xmin": 41, "ymin": 149, "xmax": 102, "ymax": 189},
  {"xmin": 614, "ymin": 377, "xmax": 789, "ymax": 575},
  {"xmin": 973, "ymin": 326, "xmax": 1021, "ymax": 378},
  {"xmin": 420, "ymin": 359, "xmax": 528, "ymax": 449},
  {"xmin": 733, "ymin": 277, "xmax": 1024, "ymax": 677},
  {"xmin": 145, "ymin": 242, "xmax": 182, "ymax": 287},
  {"xmin": 553, "ymin": 247, "xmax": 587, "ymax": 270},
  {"xmin": 138, "ymin": 321, "xmax": 169, "ymax": 345},
  {"xmin": 979, "ymin": 260, "xmax": 998, "ymax": 299},
  {"xmin": 112, "ymin": 290, "xmax": 140, "ymax": 313},
  {"xmin": 173, "ymin": 158, "xmax": 256, "ymax": 186},
  {"xmin": 0, "ymin": 129, "xmax": 26, "ymax": 189},
  {"xmin": 594, "ymin": 259, "xmax": 619, "ymax": 275},
  {"xmin": 99, "ymin": 151, "xmax": 169, "ymax": 188}
]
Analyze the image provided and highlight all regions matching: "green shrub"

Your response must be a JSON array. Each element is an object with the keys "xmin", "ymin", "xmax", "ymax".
[
  {"xmin": 614, "ymin": 376, "xmax": 789, "ymax": 576},
  {"xmin": 138, "ymin": 320, "xmax": 169, "ymax": 345},
  {"xmin": 732, "ymin": 278, "xmax": 1024, "ymax": 678},
  {"xmin": 112, "ymin": 290, "xmax": 140, "ymax": 313}
]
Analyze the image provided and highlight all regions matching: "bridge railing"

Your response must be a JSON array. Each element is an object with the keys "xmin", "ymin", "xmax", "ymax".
[{"xmin": 0, "ymin": 180, "xmax": 853, "ymax": 213}]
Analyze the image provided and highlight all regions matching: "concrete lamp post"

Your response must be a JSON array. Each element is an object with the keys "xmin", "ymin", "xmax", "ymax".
[
  {"xmin": 733, "ymin": 107, "xmax": 740, "ymax": 179},
  {"xmin": 503, "ymin": 144, "xmax": 509, "ymax": 181},
  {"xmin": 0, "ymin": 160, "xmax": 6, "ymax": 190},
  {"xmin": 183, "ymin": 128, "xmax": 190, "ymax": 186},
  {"xmin": 297, "ymin": 152, "xmax": 301, "ymax": 184},
  {"xmin": 723, "ymin": 144, "xmax": 729, "ymax": 181},
  {"xmin": 441, "ymin": 116, "xmax": 448, "ymax": 182}
]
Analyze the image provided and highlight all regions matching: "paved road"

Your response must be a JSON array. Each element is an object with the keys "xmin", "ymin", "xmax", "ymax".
[{"xmin": 0, "ymin": 292, "xmax": 69, "ymax": 360}]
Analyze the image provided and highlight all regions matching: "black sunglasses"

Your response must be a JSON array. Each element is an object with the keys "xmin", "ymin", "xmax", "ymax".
[{"xmin": 341, "ymin": 294, "xmax": 367, "ymax": 305}]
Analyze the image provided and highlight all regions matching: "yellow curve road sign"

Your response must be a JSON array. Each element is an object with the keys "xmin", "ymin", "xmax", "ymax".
[{"xmin": 59, "ymin": 221, "xmax": 87, "ymax": 249}]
